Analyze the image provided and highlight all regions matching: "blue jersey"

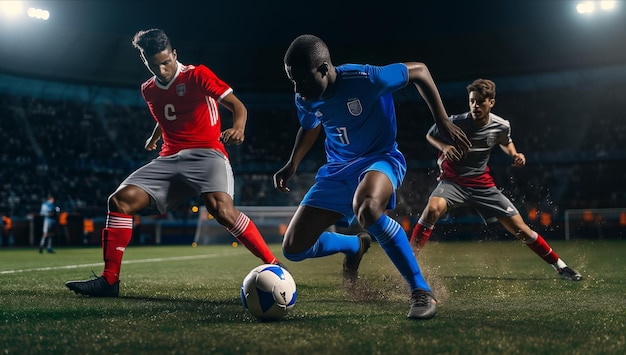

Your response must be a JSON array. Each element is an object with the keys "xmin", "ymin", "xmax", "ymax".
[
  {"xmin": 40, "ymin": 201, "xmax": 57, "ymax": 224},
  {"xmin": 294, "ymin": 63, "xmax": 409, "ymax": 165}
]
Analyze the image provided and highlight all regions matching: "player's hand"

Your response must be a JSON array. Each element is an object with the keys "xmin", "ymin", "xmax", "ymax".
[
  {"xmin": 145, "ymin": 138, "xmax": 158, "ymax": 151},
  {"xmin": 438, "ymin": 121, "xmax": 471, "ymax": 154},
  {"xmin": 442, "ymin": 144, "xmax": 463, "ymax": 161},
  {"xmin": 512, "ymin": 152, "xmax": 526, "ymax": 167},
  {"xmin": 273, "ymin": 165, "xmax": 295, "ymax": 193},
  {"xmin": 220, "ymin": 128, "xmax": 245, "ymax": 145}
]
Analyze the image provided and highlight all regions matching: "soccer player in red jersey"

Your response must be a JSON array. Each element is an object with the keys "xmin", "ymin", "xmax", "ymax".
[
  {"xmin": 410, "ymin": 79, "xmax": 583, "ymax": 281},
  {"xmin": 66, "ymin": 28, "xmax": 284, "ymax": 297}
]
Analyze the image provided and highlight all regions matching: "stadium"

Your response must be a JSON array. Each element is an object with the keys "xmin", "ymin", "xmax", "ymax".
[{"xmin": 1, "ymin": 1, "xmax": 625, "ymax": 354}]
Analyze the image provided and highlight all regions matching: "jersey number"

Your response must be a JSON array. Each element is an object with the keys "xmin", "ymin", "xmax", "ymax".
[{"xmin": 337, "ymin": 127, "xmax": 350, "ymax": 145}]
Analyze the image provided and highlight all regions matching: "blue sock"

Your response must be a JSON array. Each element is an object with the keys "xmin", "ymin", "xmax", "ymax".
[
  {"xmin": 283, "ymin": 231, "xmax": 360, "ymax": 262},
  {"xmin": 367, "ymin": 214, "xmax": 431, "ymax": 292}
]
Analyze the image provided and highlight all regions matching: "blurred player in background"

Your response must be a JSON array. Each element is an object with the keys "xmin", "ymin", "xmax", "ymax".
[
  {"xmin": 38, "ymin": 195, "xmax": 59, "ymax": 253},
  {"xmin": 273, "ymin": 34, "xmax": 471, "ymax": 319},
  {"xmin": 66, "ymin": 28, "xmax": 284, "ymax": 297},
  {"xmin": 410, "ymin": 78, "xmax": 582, "ymax": 281}
]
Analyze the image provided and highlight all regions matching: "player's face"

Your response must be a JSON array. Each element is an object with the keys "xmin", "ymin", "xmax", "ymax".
[
  {"xmin": 142, "ymin": 49, "xmax": 178, "ymax": 84},
  {"xmin": 284, "ymin": 63, "xmax": 327, "ymax": 101},
  {"xmin": 469, "ymin": 91, "xmax": 495, "ymax": 121}
]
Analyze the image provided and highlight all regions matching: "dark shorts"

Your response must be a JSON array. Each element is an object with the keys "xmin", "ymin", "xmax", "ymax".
[
  {"xmin": 430, "ymin": 180, "xmax": 519, "ymax": 219},
  {"xmin": 119, "ymin": 148, "xmax": 234, "ymax": 214}
]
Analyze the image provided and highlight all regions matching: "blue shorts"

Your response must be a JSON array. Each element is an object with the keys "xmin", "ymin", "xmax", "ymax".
[{"xmin": 301, "ymin": 151, "xmax": 406, "ymax": 227}]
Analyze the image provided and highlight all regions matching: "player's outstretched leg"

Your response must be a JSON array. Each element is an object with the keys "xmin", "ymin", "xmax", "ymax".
[
  {"xmin": 228, "ymin": 212, "xmax": 283, "ymax": 265},
  {"xmin": 525, "ymin": 231, "xmax": 582, "ymax": 281}
]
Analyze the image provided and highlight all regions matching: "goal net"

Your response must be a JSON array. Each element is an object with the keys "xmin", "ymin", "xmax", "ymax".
[{"xmin": 564, "ymin": 208, "xmax": 626, "ymax": 240}]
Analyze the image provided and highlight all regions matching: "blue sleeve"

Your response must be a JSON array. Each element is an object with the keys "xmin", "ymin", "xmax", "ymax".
[
  {"xmin": 295, "ymin": 97, "xmax": 320, "ymax": 130},
  {"xmin": 367, "ymin": 63, "xmax": 409, "ymax": 96}
]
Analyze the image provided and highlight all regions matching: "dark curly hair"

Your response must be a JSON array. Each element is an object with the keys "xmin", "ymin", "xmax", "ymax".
[
  {"xmin": 284, "ymin": 34, "xmax": 331, "ymax": 69},
  {"xmin": 131, "ymin": 28, "xmax": 171, "ymax": 56}
]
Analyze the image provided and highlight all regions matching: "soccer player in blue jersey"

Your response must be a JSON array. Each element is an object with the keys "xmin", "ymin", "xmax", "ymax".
[
  {"xmin": 38, "ymin": 195, "xmax": 59, "ymax": 253},
  {"xmin": 410, "ymin": 78, "xmax": 582, "ymax": 281},
  {"xmin": 273, "ymin": 34, "xmax": 471, "ymax": 319}
]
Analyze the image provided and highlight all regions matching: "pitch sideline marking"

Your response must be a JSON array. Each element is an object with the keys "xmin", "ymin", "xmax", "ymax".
[{"xmin": 0, "ymin": 250, "xmax": 246, "ymax": 275}]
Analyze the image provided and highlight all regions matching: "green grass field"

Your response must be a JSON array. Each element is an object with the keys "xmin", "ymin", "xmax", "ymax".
[{"xmin": 1, "ymin": 240, "xmax": 625, "ymax": 354}]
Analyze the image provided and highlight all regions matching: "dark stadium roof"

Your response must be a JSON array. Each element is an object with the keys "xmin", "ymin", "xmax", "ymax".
[{"xmin": 1, "ymin": 0, "xmax": 626, "ymax": 90}]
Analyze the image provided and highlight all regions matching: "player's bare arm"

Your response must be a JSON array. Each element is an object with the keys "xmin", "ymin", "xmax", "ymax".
[
  {"xmin": 219, "ymin": 92, "xmax": 247, "ymax": 145},
  {"xmin": 426, "ymin": 133, "xmax": 463, "ymax": 161},
  {"xmin": 500, "ymin": 142, "xmax": 526, "ymax": 167},
  {"xmin": 145, "ymin": 123, "xmax": 162, "ymax": 151},
  {"xmin": 273, "ymin": 125, "xmax": 321, "ymax": 192},
  {"xmin": 405, "ymin": 62, "xmax": 471, "ymax": 153}
]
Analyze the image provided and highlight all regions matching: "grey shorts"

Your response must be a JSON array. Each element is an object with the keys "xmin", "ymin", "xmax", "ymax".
[
  {"xmin": 430, "ymin": 180, "xmax": 519, "ymax": 219},
  {"xmin": 119, "ymin": 148, "xmax": 234, "ymax": 214}
]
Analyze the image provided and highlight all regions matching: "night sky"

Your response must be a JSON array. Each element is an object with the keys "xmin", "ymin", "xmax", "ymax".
[{"xmin": 1, "ymin": 0, "xmax": 625, "ymax": 89}]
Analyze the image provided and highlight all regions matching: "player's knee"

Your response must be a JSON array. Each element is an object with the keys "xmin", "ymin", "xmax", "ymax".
[
  {"xmin": 425, "ymin": 202, "xmax": 445, "ymax": 220},
  {"xmin": 354, "ymin": 198, "xmax": 384, "ymax": 227},
  {"xmin": 108, "ymin": 194, "xmax": 130, "ymax": 214}
]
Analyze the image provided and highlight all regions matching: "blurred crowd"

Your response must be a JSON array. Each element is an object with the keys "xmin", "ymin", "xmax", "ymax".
[{"xmin": 1, "ymin": 82, "xmax": 625, "ymax": 223}]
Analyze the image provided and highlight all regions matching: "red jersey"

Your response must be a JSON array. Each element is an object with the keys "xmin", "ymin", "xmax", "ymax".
[{"xmin": 140, "ymin": 62, "xmax": 233, "ymax": 157}]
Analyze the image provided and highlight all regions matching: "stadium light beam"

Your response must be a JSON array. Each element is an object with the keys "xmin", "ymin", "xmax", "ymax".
[{"xmin": 0, "ymin": 1, "xmax": 23, "ymax": 17}]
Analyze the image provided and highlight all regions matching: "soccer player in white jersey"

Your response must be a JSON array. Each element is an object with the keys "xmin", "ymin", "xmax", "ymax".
[
  {"xmin": 410, "ymin": 78, "xmax": 582, "ymax": 281},
  {"xmin": 66, "ymin": 28, "xmax": 283, "ymax": 297},
  {"xmin": 273, "ymin": 34, "xmax": 471, "ymax": 319}
]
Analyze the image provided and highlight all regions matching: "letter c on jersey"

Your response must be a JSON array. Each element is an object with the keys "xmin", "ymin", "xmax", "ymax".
[{"xmin": 165, "ymin": 104, "xmax": 177, "ymax": 121}]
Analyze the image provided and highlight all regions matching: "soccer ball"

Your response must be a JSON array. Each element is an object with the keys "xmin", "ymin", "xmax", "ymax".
[{"xmin": 241, "ymin": 264, "xmax": 297, "ymax": 321}]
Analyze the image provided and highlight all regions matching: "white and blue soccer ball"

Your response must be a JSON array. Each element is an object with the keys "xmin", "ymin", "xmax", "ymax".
[{"xmin": 241, "ymin": 264, "xmax": 297, "ymax": 321}]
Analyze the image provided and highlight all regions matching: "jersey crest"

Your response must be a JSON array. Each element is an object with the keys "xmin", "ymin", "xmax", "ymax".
[
  {"xmin": 347, "ymin": 99, "xmax": 362, "ymax": 116},
  {"xmin": 176, "ymin": 84, "xmax": 186, "ymax": 96}
]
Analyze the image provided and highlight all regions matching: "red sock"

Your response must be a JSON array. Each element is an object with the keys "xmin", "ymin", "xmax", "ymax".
[
  {"xmin": 410, "ymin": 222, "xmax": 433, "ymax": 253},
  {"xmin": 228, "ymin": 213, "xmax": 278, "ymax": 264},
  {"xmin": 101, "ymin": 212, "xmax": 133, "ymax": 284},
  {"xmin": 526, "ymin": 233, "xmax": 559, "ymax": 264}
]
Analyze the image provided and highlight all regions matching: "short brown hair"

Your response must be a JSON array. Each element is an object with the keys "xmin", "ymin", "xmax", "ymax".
[{"xmin": 467, "ymin": 79, "xmax": 496, "ymax": 99}]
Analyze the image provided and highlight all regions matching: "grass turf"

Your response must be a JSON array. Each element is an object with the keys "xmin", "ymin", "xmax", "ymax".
[{"xmin": 1, "ymin": 240, "xmax": 625, "ymax": 354}]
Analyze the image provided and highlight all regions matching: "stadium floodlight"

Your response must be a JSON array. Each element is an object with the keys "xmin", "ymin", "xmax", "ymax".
[
  {"xmin": 0, "ymin": 1, "xmax": 23, "ymax": 17},
  {"xmin": 599, "ymin": 1, "xmax": 616, "ymax": 10},
  {"xmin": 27, "ymin": 7, "xmax": 49, "ymax": 20},
  {"xmin": 577, "ymin": 1, "xmax": 596, "ymax": 14},
  {"xmin": 577, "ymin": 0, "xmax": 618, "ymax": 14}
]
